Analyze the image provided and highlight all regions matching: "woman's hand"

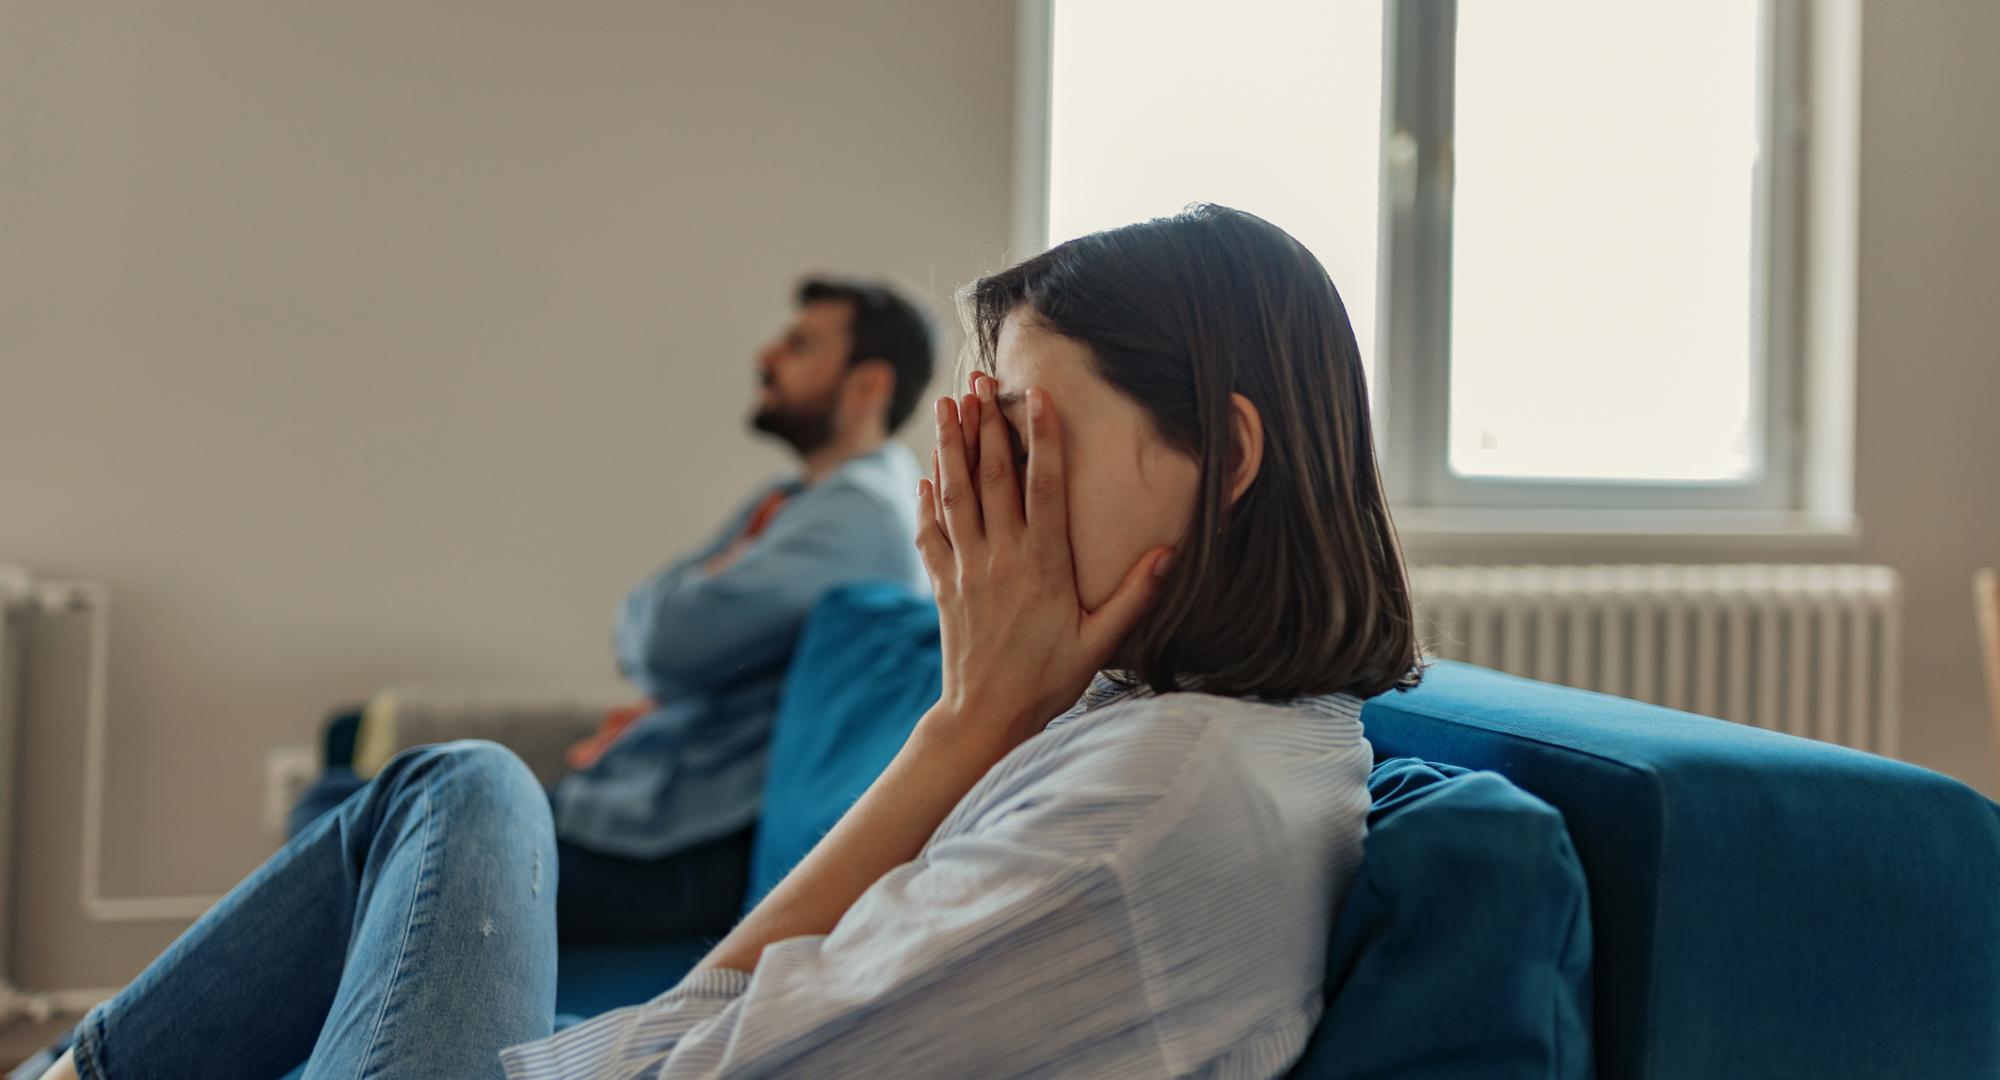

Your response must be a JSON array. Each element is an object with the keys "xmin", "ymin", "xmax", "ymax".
[
  {"xmin": 693, "ymin": 375, "xmax": 1170, "ymax": 979},
  {"xmin": 915, "ymin": 373, "xmax": 1174, "ymax": 755}
]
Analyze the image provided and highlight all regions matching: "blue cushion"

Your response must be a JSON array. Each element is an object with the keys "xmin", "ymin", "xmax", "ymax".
[
  {"xmin": 1361, "ymin": 662, "xmax": 2000, "ymax": 1080},
  {"xmin": 1292, "ymin": 757, "xmax": 1593, "ymax": 1080},
  {"xmin": 745, "ymin": 579, "xmax": 941, "ymax": 905}
]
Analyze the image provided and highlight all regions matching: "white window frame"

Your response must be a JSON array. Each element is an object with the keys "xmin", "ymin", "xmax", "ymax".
[{"xmin": 1014, "ymin": 0, "xmax": 1860, "ymax": 543}]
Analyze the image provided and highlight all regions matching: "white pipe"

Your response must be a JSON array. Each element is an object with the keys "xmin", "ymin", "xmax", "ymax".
[
  {"xmin": 0, "ymin": 570, "xmax": 217, "ymax": 1022},
  {"xmin": 45, "ymin": 581, "xmax": 224, "ymax": 921}
]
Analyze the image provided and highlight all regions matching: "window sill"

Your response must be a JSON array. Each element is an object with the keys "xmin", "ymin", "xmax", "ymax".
[{"xmin": 1392, "ymin": 508, "xmax": 1861, "ymax": 553}]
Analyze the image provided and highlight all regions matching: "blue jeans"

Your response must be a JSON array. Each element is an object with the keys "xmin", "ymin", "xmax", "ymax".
[
  {"xmin": 292, "ymin": 767, "xmax": 755, "ymax": 941},
  {"xmin": 72, "ymin": 742, "xmax": 558, "ymax": 1080}
]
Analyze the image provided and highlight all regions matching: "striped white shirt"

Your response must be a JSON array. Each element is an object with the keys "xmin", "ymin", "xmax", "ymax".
[{"xmin": 501, "ymin": 673, "xmax": 1372, "ymax": 1079}]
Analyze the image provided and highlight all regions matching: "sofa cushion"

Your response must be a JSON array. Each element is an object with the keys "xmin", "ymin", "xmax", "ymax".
[
  {"xmin": 746, "ymin": 579, "xmax": 941, "ymax": 906},
  {"xmin": 1291, "ymin": 756, "xmax": 1593, "ymax": 1080}
]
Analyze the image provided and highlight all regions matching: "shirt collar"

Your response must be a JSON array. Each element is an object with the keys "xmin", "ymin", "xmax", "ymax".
[
  {"xmin": 799, "ymin": 441, "xmax": 901, "ymax": 489},
  {"xmin": 1046, "ymin": 670, "xmax": 1365, "ymax": 730}
]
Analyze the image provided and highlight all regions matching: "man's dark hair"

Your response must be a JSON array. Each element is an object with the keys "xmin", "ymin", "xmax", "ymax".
[
  {"xmin": 965, "ymin": 204, "xmax": 1422, "ymax": 701},
  {"xmin": 798, "ymin": 277, "xmax": 935, "ymax": 433}
]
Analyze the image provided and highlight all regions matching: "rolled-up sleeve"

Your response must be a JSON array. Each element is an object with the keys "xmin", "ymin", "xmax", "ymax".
[
  {"xmin": 614, "ymin": 487, "xmax": 889, "ymax": 699},
  {"xmin": 501, "ymin": 824, "xmax": 1168, "ymax": 1079}
]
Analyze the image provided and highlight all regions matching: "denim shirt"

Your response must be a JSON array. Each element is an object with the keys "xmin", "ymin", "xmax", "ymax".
[{"xmin": 553, "ymin": 442, "xmax": 925, "ymax": 859}]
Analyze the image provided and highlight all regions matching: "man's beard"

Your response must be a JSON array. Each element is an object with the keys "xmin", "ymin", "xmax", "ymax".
[{"xmin": 750, "ymin": 384, "xmax": 841, "ymax": 455}]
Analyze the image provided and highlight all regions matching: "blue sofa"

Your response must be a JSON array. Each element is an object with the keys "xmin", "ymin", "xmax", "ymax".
[{"xmin": 554, "ymin": 582, "xmax": 2000, "ymax": 1078}]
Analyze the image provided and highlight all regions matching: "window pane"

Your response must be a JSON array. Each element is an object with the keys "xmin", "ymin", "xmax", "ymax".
[
  {"xmin": 1048, "ymin": 0, "xmax": 1385, "ymax": 379},
  {"xmin": 1448, "ymin": 1, "xmax": 1763, "ymax": 483}
]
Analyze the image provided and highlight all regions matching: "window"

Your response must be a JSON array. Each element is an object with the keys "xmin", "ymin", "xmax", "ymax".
[
  {"xmin": 1026, "ymin": 0, "xmax": 1828, "ymax": 523},
  {"xmin": 1044, "ymin": 0, "xmax": 1385, "ymax": 385}
]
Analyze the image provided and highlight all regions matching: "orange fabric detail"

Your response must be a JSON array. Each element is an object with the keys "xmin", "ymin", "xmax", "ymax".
[
  {"xmin": 742, "ymin": 490, "xmax": 791, "ymax": 540},
  {"xmin": 566, "ymin": 699, "xmax": 654, "ymax": 771}
]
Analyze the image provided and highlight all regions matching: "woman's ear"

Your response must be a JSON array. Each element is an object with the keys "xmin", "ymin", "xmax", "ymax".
[{"xmin": 1226, "ymin": 392, "xmax": 1264, "ymax": 504}]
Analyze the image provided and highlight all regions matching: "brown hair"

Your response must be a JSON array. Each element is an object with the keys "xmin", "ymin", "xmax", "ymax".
[
  {"xmin": 797, "ymin": 277, "xmax": 935, "ymax": 433},
  {"xmin": 965, "ymin": 204, "xmax": 1421, "ymax": 700}
]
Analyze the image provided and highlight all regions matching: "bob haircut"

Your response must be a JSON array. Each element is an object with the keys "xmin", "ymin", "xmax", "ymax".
[{"xmin": 964, "ymin": 204, "xmax": 1421, "ymax": 700}]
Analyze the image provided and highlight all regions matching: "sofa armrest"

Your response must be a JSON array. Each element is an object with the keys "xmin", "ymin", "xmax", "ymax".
[
  {"xmin": 354, "ymin": 682, "xmax": 634, "ymax": 787},
  {"xmin": 1362, "ymin": 660, "xmax": 2000, "ymax": 1080}
]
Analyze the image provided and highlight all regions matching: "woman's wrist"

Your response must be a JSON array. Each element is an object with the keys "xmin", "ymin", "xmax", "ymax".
[
  {"xmin": 698, "ymin": 703, "xmax": 1015, "ymax": 975},
  {"xmin": 911, "ymin": 701, "xmax": 1040, "ymax": 769}
]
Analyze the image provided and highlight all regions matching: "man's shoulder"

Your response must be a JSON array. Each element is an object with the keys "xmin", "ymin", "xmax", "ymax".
[
  {"xmin": 821, "ymin": 443, "xmax": 920, "ymax": 499},
  {"xmin": 798, "ymin": 444, "xmax": 921, "ymax": 534}
]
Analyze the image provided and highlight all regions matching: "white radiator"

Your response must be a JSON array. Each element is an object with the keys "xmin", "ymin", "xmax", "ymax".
[{"xmin": 1411, "ymin": 564, "xmax": 1902, "ymax": 757}]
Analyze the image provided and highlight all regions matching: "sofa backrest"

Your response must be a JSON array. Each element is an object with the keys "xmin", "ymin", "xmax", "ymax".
[{"xmin": 1364, "ymin": 661, "xmax": 2000, "ymax": 1080}]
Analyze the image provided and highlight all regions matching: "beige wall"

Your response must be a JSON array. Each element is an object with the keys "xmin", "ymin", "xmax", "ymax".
[
  {"xmin": 5, "ymin": 0, "xmax": 1999, "ymax": 994},
  {"xmin": 1849, "ymin": 0, "xmax": 2000, "ymax": 792},
  {"xmin": 0, "ymin": 0, "xmax": 1016, "ymax": 989}
]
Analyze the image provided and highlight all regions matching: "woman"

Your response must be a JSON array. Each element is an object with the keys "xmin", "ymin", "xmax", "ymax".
[{"xmin": 38, "ymin": 204, "xmax": 1419, "ymax": 1080}]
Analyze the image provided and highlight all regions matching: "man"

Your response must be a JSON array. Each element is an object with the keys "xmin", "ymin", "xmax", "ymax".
[
  {"xmin": 0, "ymin": 279, "xmax": 935, "ymax": 1080},
  {"xmin": 552, "ymin": 278, "xmax": 932, "ymax": 939}
]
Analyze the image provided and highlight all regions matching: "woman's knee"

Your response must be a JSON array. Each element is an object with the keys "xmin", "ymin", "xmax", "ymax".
[
  {"xmin": 382, "ymin": 740, "xmax": 548, "ymax": 823},
  {"xmin": 435, "ymin": 738, "xmax": 542, "ymax": 795}
]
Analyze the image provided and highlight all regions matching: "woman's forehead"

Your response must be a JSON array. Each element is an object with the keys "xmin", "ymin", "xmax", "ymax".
[{"xmin": 993, "ymin": 314, "xmax": 1095, "ymax": 392}]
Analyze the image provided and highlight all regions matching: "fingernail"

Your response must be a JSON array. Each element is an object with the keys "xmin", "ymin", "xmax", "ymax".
[
  {"xmin": 1029, "ymin": 388, "xmax": 1045, "ymax": 419},
  {"xmin": 1154, "ymin": 551, "xmax": 1175, "ymax": 578},
  {"xmin": 935, "ymin": 397, "xmax": 948, "ymax": 423}
]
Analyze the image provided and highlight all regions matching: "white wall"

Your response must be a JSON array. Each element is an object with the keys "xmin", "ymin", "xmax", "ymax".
[
  {"xmin": 5, "ymin": 0, "xmax": 1998, "ymax": 994},
  {"xmin": 0, "ymin": 0, "xmax": 1016, "ymax": 990}
]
